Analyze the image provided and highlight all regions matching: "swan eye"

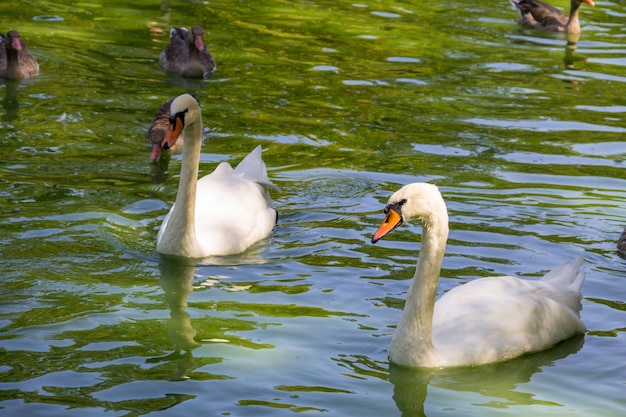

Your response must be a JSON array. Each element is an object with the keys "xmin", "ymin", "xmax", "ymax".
[
  {"xmin": 384, "ymin": 199, "xmax": 407, "ymax": 218},
  {"xmin": 383, "ymin": 199, "xmax": 407, "ymax": 217},
  {"xmin": 169, "ymin": 109, "xmax": 188, "ymax": 125}
]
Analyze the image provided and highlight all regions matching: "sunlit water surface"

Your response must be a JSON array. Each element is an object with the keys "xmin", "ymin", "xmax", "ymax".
[{"xmin": 0, "ymin": 0, "xmax": 624, "ymax": 416}]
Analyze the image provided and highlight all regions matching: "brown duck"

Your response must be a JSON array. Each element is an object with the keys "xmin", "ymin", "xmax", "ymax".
[
  {"xmin": 510, "ymin": 0, "xmax": 594, "ymax": 33},
  {"xmin": 147, "ymin": 98, "xmax": 184, "ymax": 162},
  {"xmin": 0, "ymin": 30, "xmax": 39, "ymax": 79},
  {"xmin": 159, "ymin": 26, "xmax": 216, "ymax": 78},
  {"xmin": 619, "ymin": 228, "xmax": 626, "ymax": 254}
]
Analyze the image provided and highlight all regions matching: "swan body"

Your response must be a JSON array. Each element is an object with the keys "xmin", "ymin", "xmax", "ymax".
[
  {"xmin": 159, "ymin": 26, "xmax": 216, "ymax": 78},
  {"xmin": 147, "ymin": 98, "xmax": 184, "ymax": 162},
  {"xmin": 156, "ymin": 94, "xmax": 277, "ymax": 258},
  {"xmin": 372, "ymin": 183, "xmax": 586, "ymax": 368},
  {"xmin": 0, "ymin": 30, "xmax": 39, "ymax": 79},
  {"xmin": 510, "ymin": 0, "xmax": 594, "ymax": 33}
]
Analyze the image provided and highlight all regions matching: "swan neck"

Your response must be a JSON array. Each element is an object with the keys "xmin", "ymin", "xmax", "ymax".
[
  {"xmin": 168, "ymin": 114, "xmax": 203, "ymax": 252},
  {"xmin": 175, "ymin": 122, "xmax": 202, "ymax": 207},
  {"xmin": 392, "ymin": 211, "xmax": 448, "ymax": 365},
  {"xmin": 410, "ymin": 216, "xmax": 448, "ymax": 334}
]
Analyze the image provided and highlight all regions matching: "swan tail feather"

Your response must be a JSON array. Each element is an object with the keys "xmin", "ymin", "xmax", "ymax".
[
  {"xmin": 540, "ymin": 255, "xmax": 585, "ymax": 291},
  {"xmin": 539, "ymin": 255, "xmax": 585, "ymax": 315},
  {"xmin": 235, "ymin": 145, "xmax": 279, "ymax": 191}
]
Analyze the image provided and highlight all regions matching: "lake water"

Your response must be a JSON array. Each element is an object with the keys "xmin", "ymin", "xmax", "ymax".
[{"xmin": 0, "ymin": 0, "xmax": 624, "ymax": 416}]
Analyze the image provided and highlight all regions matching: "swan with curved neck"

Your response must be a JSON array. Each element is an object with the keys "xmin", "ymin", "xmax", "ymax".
[
  {"xmin": 156, "ymin": 94, "xmax": 277, "ymax": 258},
  {"xmin": 372, "ymin": 183, "xmax": 586, "ymax": 368},
  {"xmin": 510, "ymin": 0, "xmax": 594, "ymax": 33}
]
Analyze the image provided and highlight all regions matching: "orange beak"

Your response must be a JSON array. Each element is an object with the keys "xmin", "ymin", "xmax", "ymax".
[
  {"xmin": 372, "ymin": 208, "xmax": 403, "ymax": 243},
  {"xmin": 582, "ymin": 0, "xmax": 594, "ymax": 6},
  {"xmin": 161, "ymin": 115, "xmax": 184, "ymax": 150}
]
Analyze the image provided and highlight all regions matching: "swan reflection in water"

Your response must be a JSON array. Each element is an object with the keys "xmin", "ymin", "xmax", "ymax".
[
  {"xmin": 147, "ymin": 259, "xmax": 200, "ymax": 381},
  {"xmin": 389, "ymin": 334, "xmax": 584, "ymax": 416},
  {"xmin": 152, "ymin": 249, "xmax": 271, "ymax": 381}
]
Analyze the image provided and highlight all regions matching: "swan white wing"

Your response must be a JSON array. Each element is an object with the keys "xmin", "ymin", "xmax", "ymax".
[
  {"xmin": 432, "ymin": 273, "xmax": 586, "ymax": 366},
  {"xmin": 192, "ymin": 162, "xmax": 277, "ymax": 256},
  {"xmin": 234, "ymin": 145, "xmax": 279, "ymax": 191}
]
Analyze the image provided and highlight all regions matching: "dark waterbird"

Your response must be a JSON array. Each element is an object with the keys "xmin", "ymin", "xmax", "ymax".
[
  {"xmin": 510, "ymin": 0, "xmax": 594, "ymax": 33},
  {"xmin": 159, "ymin": 26, "xmax": 216, "ymax": 78},
  {"xmin": 0, "ymin": 29, "xmax": 39, "ymax": 79},
  {"xmin": 147, "ymin": 98, "xmax": 185, "ymax": 162}
]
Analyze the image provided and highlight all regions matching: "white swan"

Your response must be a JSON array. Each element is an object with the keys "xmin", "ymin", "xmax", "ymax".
[
  {"xmin": 371, "ymin": 183, "xmax": 586, "ymax": 368},
  {"xmin": 156, "ymin": 94, "xmax": 277, "ymax": 258}
]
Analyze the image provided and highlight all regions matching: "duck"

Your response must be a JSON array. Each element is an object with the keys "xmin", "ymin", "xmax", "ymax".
[
  {"xmin": 510, "ymin": 0, "xmax": 594, "ymax": 33},
  {"xmin": 371, "ymin": 183, "xmax": 586, "ymax": 368},
  {"xmin": 156, "ymin": 94, "xmax": 277, "ymax": 258},
  {"xmin": 0, "ymin": 30, "xmax": 39, "ymax": 79},
  {"xmin": 159, "ymin": 26, "xmax": 216, "ymax": 78},
  {"xmin": 618, "ymin": 228, "xmax": 626, "ymax": 253},
  {"xmin": 147, "ymin": 98, "xmax": 184, "ymax": 162}
]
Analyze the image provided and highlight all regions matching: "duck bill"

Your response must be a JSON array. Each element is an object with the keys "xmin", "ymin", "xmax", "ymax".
[
  {"xmin": 583, "ymin": 0, "xmax": 594, "ymax": 6},
  {"xmin": 194, "ymin": 35, "xmax": 205, "ymax": 51},
  {"xmin": 150, "ymin": 143, "xmax": 162, "ymax": 162},
  {"xmin": 11, "ymin": 37, "xmax": 22, "ymax": 51},
  {"xmin": 371, "ymin": 209, "xmax": 403, "ymax": 244},
  {"xmin": 161, "ymin": 116, "xmax": 183, "ymax": 150}
]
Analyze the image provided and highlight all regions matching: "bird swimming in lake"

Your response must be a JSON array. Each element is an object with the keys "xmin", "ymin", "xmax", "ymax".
[
  {"xmin": 159, "ymin": 26, "xmax": 216, "ymax": 78},
  {"xmin": 510, "ymin": 0, "xmax": 594, "ymax": 33},
  {"xmin": 156, "ymin": 94, "xmax": 277, "ymax": 258},
  {"xmin": 618, "ymin": 228, "xmax": 626, "ymax": 254},
  {"xmin": 147, "ymin": 98, "xmax": 184, "ymax": 162},
  {"xmin": 371, "ymin": 182, "xmax": 586, "ymax": 368},
  {"xmin": 0, "ymin": 30, "xmax": 39, "ymax": 79}
]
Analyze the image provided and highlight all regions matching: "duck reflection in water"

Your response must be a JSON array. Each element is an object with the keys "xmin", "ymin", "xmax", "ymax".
[
  {"xmin": 1, "ymin": 79, "xmax": 18, "ymax": 121},
  {"xmin": 389, "ymin": 334, "xmax": 584, "ymax": 416},
  {"xmin": 563, "ymin": 32, "xmax": 589, "ymax": 70},
  {"xmin": 0, "ymin": 30, "xmax": 39, "ymax": 121},
  {"xmin": 617, "ymin": 228, "xmax": 626, "ymax": 258}
]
